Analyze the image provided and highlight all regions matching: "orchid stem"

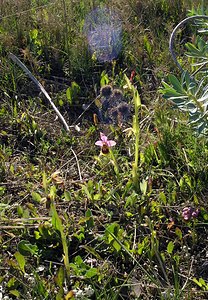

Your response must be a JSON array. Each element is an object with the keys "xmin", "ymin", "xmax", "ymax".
[
  {"xmin": 132, "ymin": 90, "xmax": 141, "ymax": 190},
  {"xmin": 109, "ymin": 149, "xmax": 119, "ymax": 176}
]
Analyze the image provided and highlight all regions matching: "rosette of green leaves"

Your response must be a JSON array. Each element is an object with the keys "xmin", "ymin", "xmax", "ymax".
[{"xmin": 161, "ymin": 71, "xmax": 208, "ymax": 134}]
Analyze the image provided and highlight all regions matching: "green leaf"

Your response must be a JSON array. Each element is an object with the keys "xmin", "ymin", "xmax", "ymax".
[
  {"xmin": 42, "ymin": 171, "xmax": 48, "ymax": 192},
  {"xmin": 56, "ymin": 266, "xmax": 64, "ymax": 288},
  {"xmin": 112, "ymin": 240, "xmax": 121, "ymax": 252},
  {"xmin": 49, "ymin": 185, "xmax": 57, "ymax": 201},
  {"xmin": 185, "ymin": 42, "xmax": 200, "ymax": 54},
  {"xmin": 168, "ymin": 74, "xmax": 184, "ymax": 93},
  {"xmin": 161, "ymin": 82, "xmax": 185, "ymax": 98},
  {"xmin": 193, "ymin": 277, "xmax": 203, "ymax": 288},
  {"xmin": 14, "ymin": 252, "xmax": 25, "ymax": 273},
  {"xmin": 169, "ymin": 95, "xmax": 188, "ymax": 104},
  {"xmin": 34, "ymin": 230, "xmax": 41, "ymax": 240},
  {"xmin": 9, "ymin": 290, "xmax": 20, "ymax": 297},
  {"xmin": 74, "ymin": 255, "xmax": 83, "ymax": 265},
  {"xmin": 144, "ymin": 35, "xmax": 152, "ymax": 56},
  {"xmin": 184, "ymin": 75, "xmax": 194, "ymax": 91},
  {"xmin": 106, "ymin": 223, "xmax": 118, "ymax": 236},
  {"xmin": 199, "ymin": 277, "xmax": 208, "ymax": 289},
  {"xmin": 85, "ymin": 268, "xmax": 97, "ymax": 278},
  {"xmin": 93, "ymin": 193, "xmax": 101, "ymax": 200},
  {"xmin": 64, "ymin": 191, "xmax": 72, "ymax": 201},
  {"xmin": 140, "ymin": 179, "xmax": 147, "ymax": 196},
  {"xmin": 125, "ymin": 211, "xmax": 134, "ymax": 217},
  {"xmin": 30, "ymin": 28, "xmax": 38, "ymax": 40},
  {"xmin": 59, "ymin": 99, "xmax": 64, "ymax": 106},
  {"xmin": 85, "ymin": 209, "xmax": 94, "ymax": 229},
  {"xmin": 7, "ymin": 277, "xmax": 17, "ymax": 288},
  {"xmin": 175, "ymin": 227, "xmax": 182, "ymax": 240},
  {"xmin": 81, "ymin": 184, "xmax": 92, "ymax": 200},
  {"xmin": 85, "ymin": 208, "xmax": 92, "ymax": 218},
  {"xmin": 51, "ymin": 203, "xmax": 63, "ymax": 232},
  {"xmin": 100, "ymin": 71, "xmax": 109, "ymax": 86},
  {"xmin": 81, "ymin": 245, "xmax": 103, "ymax": 260},
  {"xmin": 105, "ymin": 223, "xmax": 122, "ymax": 252},
  {"xmin": 18, "ymin": 240, "xmax": 39, "ymax": 256},
  {"xmin": 167, "ymin": 241, "xmax": 174, "ymax": 254},
  {"xmin": 137, "ymin": 242, "xmax": 144, "ymax": 255},
  {"xmin": 66, "ymin": 87, "xmax": 72, "ymax": 104},
  {"xmin": 134, "ymin": 90, "xmax": 141, "ymax": 110},
  {"xmin": 193, "ymin": 277, "xmax": 208, "ymax": 290},
  {"xmin": 71, "ymin": 81, "xmax": 80, "ymax": 94},
  {"xmin": 159, "ymin": 192, "xmax": 166, "ymax": 205},
  {"xmin": 31, "ymin": 191, "xmax": 42, "ymax": 203},
  {"xmin": 17, "ymin": 205, "xmax": 23, "ymax": 216}
]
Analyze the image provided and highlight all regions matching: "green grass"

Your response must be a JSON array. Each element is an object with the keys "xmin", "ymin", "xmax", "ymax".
[{"xmin": 1, "ymin": 0, "xmax": 208, "ymax": 299}]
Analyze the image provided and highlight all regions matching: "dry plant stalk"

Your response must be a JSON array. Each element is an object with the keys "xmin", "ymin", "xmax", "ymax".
[{"xmin": 9, "ymin": 52, "xmax": 70, "ymax": 131}]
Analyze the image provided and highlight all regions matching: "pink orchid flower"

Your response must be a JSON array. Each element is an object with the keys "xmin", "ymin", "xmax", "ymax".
[{"xmin": 95, "ymin": 132, "xmax": 116, "ymax": 148}]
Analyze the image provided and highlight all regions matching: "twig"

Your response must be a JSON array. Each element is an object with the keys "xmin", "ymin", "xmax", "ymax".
[
  {"xmin": 0, "ymin": 217, "xmax": 50, "ymax": 224},
  {"xmin": 73, "ymin": 98, "xmax": 96, "ymax": 125},
  {"xmin": 9, "ymin": 53, "xmax": 84, "ymax": 180},
  {"xmin": 9, "ymin": 52, "xmax": 70, "ymax": 132},
  {"xmin": 0, "ymin": 225, "xmax": 39, "ymax": 229},
  {"xmin": 181, "ymin": 256, "xmax": 194, "ymax": 293},
  {"xmin": 132, "ymin": 221, "xmax": 137, "ymax": 256},
  {"xmin": 70, "ymin": 147, "xmax": 83, "ymax": 181},
  {"xmin": 191, "ymin": 61, "xmax": 208, "ymax": 77}
]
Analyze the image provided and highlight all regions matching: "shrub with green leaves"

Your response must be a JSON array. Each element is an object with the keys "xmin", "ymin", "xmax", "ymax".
[
  {"xmin": 161, "ymin": 71, "xmax": 208, "ymax": 134},
  {"xmin": 161, "ymin": 14, "xmax": 208, "ymax": 135}
]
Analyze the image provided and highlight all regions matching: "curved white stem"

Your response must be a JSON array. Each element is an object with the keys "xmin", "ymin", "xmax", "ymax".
[
  {"xmin": 169, "ymin": 15, "xmax": 208, "ymax": 71},
  {"xmin": 9, "ymin": 52, "xmax": 70, "ymax": 132}
]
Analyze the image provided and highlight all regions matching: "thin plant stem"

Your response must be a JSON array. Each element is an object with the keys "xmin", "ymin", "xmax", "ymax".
[
  {"xmin": 51, "ymin": 202, "xmax": 70, "ymax": 277},
  {"xmin": 109, "ymin": 148, "xmax": 119, "ymax": 176},
  {"xmin": 71, "ymin": 147, "xmax": 83, "ymax": 181},
  {"xmin": 132, "ymin": 90, "xmax": 141, "ymax": 189},
  {"xmin": 62, "ymin": 0, "xmax": 71, "ymax": 68},
  {"xmin": 123, "ymin": 74, "xmax": 141, "ymax": 189}
]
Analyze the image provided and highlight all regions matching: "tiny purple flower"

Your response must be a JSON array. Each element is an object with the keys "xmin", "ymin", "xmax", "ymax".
[
  {"xmin": 191, "ymin": 209, "xmax": 199, "ymax": 218},
  {"xmin": 182, "ymin": 207, "xmax": 192, "ymax": 221},
  {"xmin": 182, "ymin": 207, "xmax": 199, "ymax": 221}
]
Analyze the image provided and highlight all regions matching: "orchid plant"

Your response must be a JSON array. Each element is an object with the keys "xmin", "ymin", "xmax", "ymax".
[
  {"xmin": 95, "ymin": 71, "xmax": 141, "ymax": 187},
  {"xmin": 95, "ymin": 132, "xmax": 119, "ymax": 175},
  {"xmin": 124, "ymin": 74, "xmax": 141, "ymax": 190}
]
